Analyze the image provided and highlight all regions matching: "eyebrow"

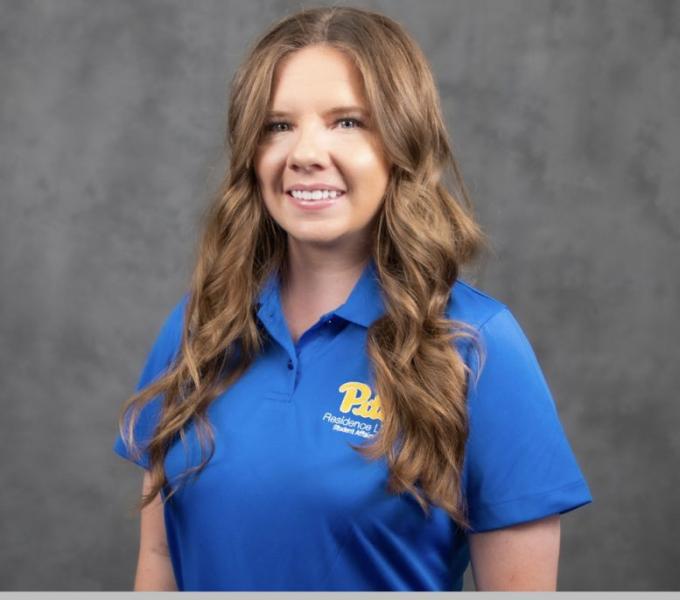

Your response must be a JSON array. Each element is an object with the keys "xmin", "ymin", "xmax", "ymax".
[{"xmin": 266, "ymin": 105, "xmax": 369, "ymax": 117}]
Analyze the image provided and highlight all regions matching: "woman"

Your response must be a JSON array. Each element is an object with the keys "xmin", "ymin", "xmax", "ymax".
[{"xmin": 114, "ymin": 6, "xmax": 592, "ymax": 591}]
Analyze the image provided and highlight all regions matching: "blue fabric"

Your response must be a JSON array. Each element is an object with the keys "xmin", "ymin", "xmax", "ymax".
[{"xmin": 113, "ymin": 259, "xmax": 593, "ymax": 591}]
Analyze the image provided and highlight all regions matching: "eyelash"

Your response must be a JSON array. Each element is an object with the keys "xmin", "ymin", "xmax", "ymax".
[{"xmin": 263, "ymin": 116, "xmax": 364, "ymax": 133}]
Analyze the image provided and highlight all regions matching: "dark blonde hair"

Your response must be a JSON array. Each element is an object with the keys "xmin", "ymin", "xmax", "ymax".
[{"xmin": 118, "ymin": 5, "xmax": 489, "ymax": 531}]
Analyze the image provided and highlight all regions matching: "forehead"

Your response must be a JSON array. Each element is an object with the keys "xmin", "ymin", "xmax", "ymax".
[{"xmin": 270, "ymin": 46, "xmax": 367, "ymax": 110}]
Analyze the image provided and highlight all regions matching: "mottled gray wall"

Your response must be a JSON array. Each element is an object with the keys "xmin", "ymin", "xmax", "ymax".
[{"xmin": 1, "ymin": 0, "xmax": 678, "ymax": 591}]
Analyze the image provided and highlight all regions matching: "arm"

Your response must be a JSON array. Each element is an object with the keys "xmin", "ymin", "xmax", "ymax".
[
  {"xmin": 468, "ymin": 514, "xmax": 561, "ymax": 591},
  {"xmin": 133, "ymin": 470, "xmax": 178, "ymax": 591}
]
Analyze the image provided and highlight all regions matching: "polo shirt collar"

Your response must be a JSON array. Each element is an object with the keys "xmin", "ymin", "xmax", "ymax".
[{"xmin": 255, "ymin": 258, "xmax": 385, "ymax": 329}]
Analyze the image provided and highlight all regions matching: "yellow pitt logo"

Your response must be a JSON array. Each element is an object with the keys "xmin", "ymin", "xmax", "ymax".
[{"xmin": 338, "ymin": 381, "xmax": 384, "ymax": 422}]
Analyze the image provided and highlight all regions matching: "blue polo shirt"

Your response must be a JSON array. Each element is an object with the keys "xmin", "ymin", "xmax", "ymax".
[{"xmin": 114, "ymin": 259, "xmax": 592, "ymax": 591}]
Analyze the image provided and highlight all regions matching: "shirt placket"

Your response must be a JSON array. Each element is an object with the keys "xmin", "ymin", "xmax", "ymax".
[{"xmin": 258, "ymin": 301, "xmax": 340, "ymax": 402}]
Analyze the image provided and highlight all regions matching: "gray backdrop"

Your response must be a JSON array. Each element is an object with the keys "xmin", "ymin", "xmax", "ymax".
[{"xmin": 1, "ymin": 0, "xmax": 678, "ymax": 591}]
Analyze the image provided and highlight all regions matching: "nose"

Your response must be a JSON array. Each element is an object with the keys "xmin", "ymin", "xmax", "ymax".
[{"xmin": 287, "ymin": 123, "xmax": 329, "ymax": 172}]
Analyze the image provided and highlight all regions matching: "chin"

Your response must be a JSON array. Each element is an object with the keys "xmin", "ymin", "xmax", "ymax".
[
  {"xmin": 287, "ymin": 225, "xmax": 350, "ymax": 247},
  {"xmin": 290, "ymin": 233, "xmax": 345, "ymax": 247}
]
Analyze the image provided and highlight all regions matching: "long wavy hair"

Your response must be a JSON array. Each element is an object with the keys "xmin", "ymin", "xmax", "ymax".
[{"xmin": 118, "ymin": 5, "xmax": 490, "ymax": 532}]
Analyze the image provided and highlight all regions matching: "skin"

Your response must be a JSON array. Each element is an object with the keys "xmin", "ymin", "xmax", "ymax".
[
  {"xmin": 469, "ymin": 514, "xmax": 561, "ymax": 590},
  {"xmin": 253, "ymin": 44, "xmax": 391, "ymax": 341},
  {"xmin": 134, "ymin": 472, "xmax": 177, "ymax": 590},
  {"xmin": 133, "ymin": 44, "xmax": 563, "ymax": 591}
]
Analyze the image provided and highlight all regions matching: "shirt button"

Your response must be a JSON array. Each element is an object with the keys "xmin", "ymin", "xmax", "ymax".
[{"xmin": 287, "ymin": 359, "xmax": 293, "ymax": 370}]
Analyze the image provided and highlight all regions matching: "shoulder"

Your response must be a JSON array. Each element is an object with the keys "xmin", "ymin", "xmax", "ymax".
[
  {"xmin": 445, "ymin": 279, "xmax": 535, "ymax": 372},
  {"xmin": 138, "ymin": 292, "xmax": 190, "ymax": 383},
  {"xmin": 446, "ymin": 277, "xmax": 509, "ymax": 331},
  {"xmin": 166, "ymin": 292, "xmax": 190, "ymax": 332},
  {"xmin": 155, "ymin": 292, "xmax": 189, "ymax": 349}
]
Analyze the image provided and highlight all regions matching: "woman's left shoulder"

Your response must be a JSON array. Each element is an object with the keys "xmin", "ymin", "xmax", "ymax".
[{"xmin": 446, "ymin": 277, "xmax": 510, "ymax": 331}]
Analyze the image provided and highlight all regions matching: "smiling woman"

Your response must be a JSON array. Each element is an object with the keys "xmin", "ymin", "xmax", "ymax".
[
  {"xmin": 114, "ymin": 5, "xmax": 592, "ymax": 592},
  {"xmin": 253, "ymin": 45, "xmax": 390, "ymax": 254}
]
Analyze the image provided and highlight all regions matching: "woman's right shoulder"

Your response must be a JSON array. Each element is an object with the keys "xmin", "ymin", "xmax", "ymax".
[
  {"xmin": 165, "ymin": 292, "xmax": 190, "ymax": 330},
  {"xmin": 144, "ymin": 292, "xmax": 190, "ymax": 370}
]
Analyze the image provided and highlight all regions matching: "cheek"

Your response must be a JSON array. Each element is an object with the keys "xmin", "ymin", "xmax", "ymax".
[
  {"xmin": 350, "ymin": 146, "xmax": 382, "ymax": 170},
  {"xmin": 254, "ymin": 146, "xmax": 285, "ymax": 186},
  {"xmin": 253, "ymin": 163, "xmax": 280, "ymax": 216},
  {"xmin": 347, "ymin": 145, "xmax": 389, "ymax": 185}
]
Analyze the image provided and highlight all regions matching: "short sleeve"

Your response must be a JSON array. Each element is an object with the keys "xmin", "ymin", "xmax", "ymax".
[
  {"xmin": 113, "ymin": 294, "xmax": 188, "ymax": 470},
  {"xmin": 462, "ymin": 307, "xmax": 593, "ymax": 533}
]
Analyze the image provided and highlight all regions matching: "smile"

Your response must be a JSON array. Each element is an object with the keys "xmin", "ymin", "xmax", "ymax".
[
  {"xmin": 286, "ymin": 190, "xmax": 345, "ymax": 211},
  {"xmin": 289, "ymin": 190, "xmax": 345, "ymax": 200}
]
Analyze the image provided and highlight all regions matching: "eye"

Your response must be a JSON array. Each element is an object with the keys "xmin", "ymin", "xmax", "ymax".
[
  {"xmin": 264, "ymin": 121, "xmax": 289, "ymax": 133},
  {"xmin": 262, "ymin": 116, "xmax": 364, "ymax": 134},
  {"xmin": 337, "ymin": 117, "xmax": 363, "ymax": 129}
]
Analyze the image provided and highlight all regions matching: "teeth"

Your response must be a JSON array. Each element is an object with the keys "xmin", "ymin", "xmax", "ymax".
[{"xmin": 290, "ymin": 189, "xmax": 343, "ymax": 200}]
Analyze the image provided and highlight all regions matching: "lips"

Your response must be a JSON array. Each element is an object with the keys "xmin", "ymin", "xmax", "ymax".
[
  {"xmin": 286, "ymin": 190, "xmax": 346, "ymax": 198},
  {"xmin": 285, "ymin": 183, "xmax": 346, "ymax": 193},
  {"xmin": 286, "ymin": 189, "xmax": 345, "ymax": 211}
]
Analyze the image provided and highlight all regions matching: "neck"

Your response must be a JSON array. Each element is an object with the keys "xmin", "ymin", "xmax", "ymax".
[{"xmin": 280, "ymin": 236, "xmax": 371, "ymax": 313}]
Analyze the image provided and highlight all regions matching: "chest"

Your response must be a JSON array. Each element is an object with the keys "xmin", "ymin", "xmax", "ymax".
[
  {"xmin": 159, "ymin": 320, "xmax": 459, "ymax": 590},
  {"xmin": 279, "ymin": 279, "xmax": 355, "ymax": 344},
  {"xmin": 282, "ymin": 309, "xmax": 313, "ymax": 345},
  {"xmin": 163, "ymin": 323, "xmax": 421, "ymax": 522}
]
